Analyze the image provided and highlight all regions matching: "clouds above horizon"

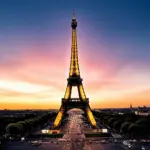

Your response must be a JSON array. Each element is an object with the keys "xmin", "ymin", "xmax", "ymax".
[{"xmin": 1, "ymin": 40, "xmax": 150, "ymax": 109}]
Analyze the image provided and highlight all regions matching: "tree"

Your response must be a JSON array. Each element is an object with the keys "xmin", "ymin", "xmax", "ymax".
[
  {"xmin": 99, "ymin": 113, "xmax": 107, "ymax": 121},
  {"xmin": 107, "ymin": 118, "xmax": 117, "ymax": 127},
  {"xmin": 102, "ymin": 115, "xmax": 112, "ymax": 124},
  {"xmin": 112, "ymin": 120, "xmax": 123, "ymax": 131},
  {"xmin": 128, "ymin": 124, "xmax": 147, "ymax": 138},
  {"xmin": 120, "ymin": 122, "xmax": 132, "ymax": 134},
  {"xmin": 136, "ymin": 118, "xmax": 150, "ymax": 126},
  {"xmin": 6, "ymin": 123, "xmax": 23, "ymax": 135},
  {"xmin": 17, "ymin": 121, "xmax": 28, "ymax": 132}
]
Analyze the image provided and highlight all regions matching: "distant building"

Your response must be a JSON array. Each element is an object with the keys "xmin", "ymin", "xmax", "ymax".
[
  {"xmin": 134, "ymin": 106, "xmax": 150, "ymax": 116},
  {"xmin": 135, "ymin": 111, "xmax": 150, "ymax": 116}
]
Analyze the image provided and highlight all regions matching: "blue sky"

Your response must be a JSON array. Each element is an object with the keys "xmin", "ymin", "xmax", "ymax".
[{"xmin": 0, "ymin": 0, "xmax": 150, "ymax": 61}]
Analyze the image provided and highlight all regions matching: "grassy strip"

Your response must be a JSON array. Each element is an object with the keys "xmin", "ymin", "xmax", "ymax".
[
  {"xmin": 27, "ymin": 134, "xmax": 64, "ymax": 138},
  {"xmin": 85, "ymin": 133, "xmax": 112, "ymax": 137}
]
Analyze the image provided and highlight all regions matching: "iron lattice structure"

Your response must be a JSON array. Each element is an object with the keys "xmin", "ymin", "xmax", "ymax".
[{"xmin": 53, "ymin": 12, "xmax": 96, "ymax": 128}]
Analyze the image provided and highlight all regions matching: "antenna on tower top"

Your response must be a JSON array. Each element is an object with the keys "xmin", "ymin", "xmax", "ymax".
[{"xmin": 72, "ymin": 9, "xmax": 76, "ymax": 19}]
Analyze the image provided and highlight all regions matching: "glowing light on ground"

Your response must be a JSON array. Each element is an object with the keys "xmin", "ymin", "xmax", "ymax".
[
  {"xmin": 86, "ymin": 108, "xmax": 97, "ymax": 127},
  {"xmin": 53, "ymin": 109, "xmax": 64, "ymax": 128}
]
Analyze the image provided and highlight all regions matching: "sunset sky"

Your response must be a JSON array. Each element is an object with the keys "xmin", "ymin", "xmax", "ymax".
[{"xmin": 0, "ymin": 0, "xmax": 150, "ymax": 109}]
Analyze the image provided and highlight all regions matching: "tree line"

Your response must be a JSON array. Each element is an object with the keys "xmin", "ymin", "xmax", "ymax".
[
  {"xmin": 0, "ymin": 113, "xmax": 36, "ymax": 136},
  {"xmin": 93, "ymin": 111, "xmax": 150, "ymax": 138},
  {"xmin": 0, "ymin": 112, "xmax": 57, "ymax": 137}
]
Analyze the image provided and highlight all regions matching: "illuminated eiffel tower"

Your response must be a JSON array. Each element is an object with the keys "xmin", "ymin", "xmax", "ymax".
[{"xmin": 53, "ymin": 11, "xmax": 96, "ymax": 128}]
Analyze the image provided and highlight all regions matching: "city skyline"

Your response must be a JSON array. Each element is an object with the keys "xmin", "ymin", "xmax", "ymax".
[{"xmin": 0, "ymin": 0, "xmax": 150, "ymax": 109}]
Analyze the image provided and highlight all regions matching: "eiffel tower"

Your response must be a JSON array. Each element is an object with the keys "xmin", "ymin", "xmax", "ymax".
[{"xmin": 53, "ymin": 11, "xmax": 96, "ymax": 128}]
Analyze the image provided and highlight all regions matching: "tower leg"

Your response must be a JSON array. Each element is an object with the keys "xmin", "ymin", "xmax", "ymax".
[
  {"xmin": 86, "ymin": 107, "xmax": 97, "ymax": 127},
  {"xmin": 53, "ymin": 106, "xmax": 64, "ymax": 128}
]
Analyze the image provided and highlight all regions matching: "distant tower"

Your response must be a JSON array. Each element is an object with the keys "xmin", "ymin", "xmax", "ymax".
[
  {"xmin": 53, "ymin": 11, "xmax": 97, "ymax": 128},
  {"xmin": 130, "ymin": 104, "xmax": 132, "ymax": 109},
  {"xmin": 130, "ymin": 103, "xmax": 133, "ymax": 113}
]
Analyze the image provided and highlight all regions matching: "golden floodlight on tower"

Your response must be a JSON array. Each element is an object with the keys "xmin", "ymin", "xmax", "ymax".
[{"xmin": 53, "ymin": 10, "xmax": 97, "ymax": 128}]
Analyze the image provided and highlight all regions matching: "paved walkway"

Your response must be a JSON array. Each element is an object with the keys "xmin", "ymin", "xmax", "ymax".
[{"xmin": 61, "ymin": 110, "xmax": 91, "ymax": 150}]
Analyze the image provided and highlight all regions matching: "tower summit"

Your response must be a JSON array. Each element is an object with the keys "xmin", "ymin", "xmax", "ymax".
[
  {"xmin": 71, "ymin": 10, "xmax": 77, "ymax": 29},
  {"xmin": 53, "ymin": 12, "xmax": 97, "ymax": 128}
]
